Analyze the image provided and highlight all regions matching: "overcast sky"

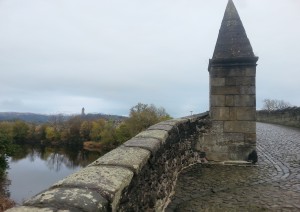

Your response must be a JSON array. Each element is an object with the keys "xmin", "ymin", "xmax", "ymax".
[{"xmin": 0, "ymin": 0, "xmax": 299, "ymax": 117}]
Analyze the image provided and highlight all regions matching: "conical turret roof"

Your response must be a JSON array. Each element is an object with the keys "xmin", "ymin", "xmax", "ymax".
[{"xmin": 212, "ymin": 0, "xmax": 255, "ymax": 59}]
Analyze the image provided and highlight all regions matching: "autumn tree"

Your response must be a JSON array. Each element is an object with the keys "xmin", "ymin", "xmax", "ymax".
[
  {"xmin": 80, "ymin": 121, "xmax": 93, "ymax": 141},
  {"xmin": 45, "ymin": 126, "xmax": 60, "ymax": 142},
  {"xmin": 115, "ymin": 124, "xmax": 131, "ymax": 144},
  {"xmin": 12, "ymin": 121, "xmax": 29, "ymax": 143},
  {"xmin": 0, "ymin": 122, "xmax": 14, "ymax": 176},
  {"xmin": 67, "ymin": 116, "xmax": 83, "ymax": 143},
  {"xmin": 263, "ymin": 99, "xmax": 292, "ymax": 111},
  {"xmin": 100, "ymin": 122, "xmax": 117, "ymax": 146},
  {"xmin": 125, "ymin": 103, "xmax": 171, "ymax": 137},
  {"xmin": 90, "ymin": 119, "xmax": 106, "ymax": 141}
]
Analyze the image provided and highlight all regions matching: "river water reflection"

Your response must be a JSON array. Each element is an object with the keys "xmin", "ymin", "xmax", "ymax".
[{"xmin": 5, "ymin": 144, "xmax": 103, "ymax": 204}]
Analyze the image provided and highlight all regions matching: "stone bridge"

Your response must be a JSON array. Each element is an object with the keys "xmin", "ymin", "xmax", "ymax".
[
  {"xmin": 166, "ymin": 122, "xmax": 300, "ymax": 211},
  {"xmin": 7, "ymin": 0, "xmax": 299, "ymax": 211},
  {"xmin": 8, "ymin": 113, "xmax": 211, "ymax": 211},
  {"xmin": 7, "ymin": 117, "xmax": 300, "ymax": 211}
]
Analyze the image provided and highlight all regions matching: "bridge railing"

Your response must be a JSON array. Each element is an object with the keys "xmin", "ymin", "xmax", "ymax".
[
  {"xmin": 257, "ymin": 107, "xmax": 300, "ymax": 128},
  {"xmin": 7, "ymin": 112, "xmax": 209, "ymax": 212}
]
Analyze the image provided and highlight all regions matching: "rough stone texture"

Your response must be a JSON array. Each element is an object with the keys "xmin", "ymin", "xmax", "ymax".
[
  {"xmin": 209, "ymin": 67, "xmax": 256, "ymax": 77},
  {"xmin": 148, "ymin": 123, "xmax": 174, "ymax": 132},
  {"xmin": 167, "ymin": 123, "xmax": 300, "ymax": 211},
  {"xmin": 211, "ymin": 86, "xmax": 240, "ymax": 95},
  {"xmin": 6, "ymin": 207, "xmax": 55, "ymax": 212},
  {"xmin": 236, "ymin": 107, "xmax": 256, "ymax": 120},
  {"xmin": 210, "ymin": 77, "xmax": 225, "ymax": 86},
  {"xmin": 225, "ymin": 76, "xmax": 255, "ymax": 86},
  {"xmin": 89, "ymin": 146, "xmax": 151, "ymax": 174},
  {"xmin": 117, "ymin": 113, "xmax": 210, "ymax": 211},
  {"xmin": 53, "ymin": 166, "xmax": 133, "ymax": 211},
  {"xmin": 224, "ymin": 121, "xmax": 256, "ymax": 133},
  {"xmin": 159, "ymin": 118, "xmax": 189, "ymax": 127},
  {"xmin": 211, "ymin": 107, "xmax": 230, "ymax": 120},
  {"xmin": 225, "ymin": 95, "xmax": 234, "ymax": 106},
  {"xmin": 204, "ymin": 0, "xmax": 258, "ymax": 161},
  {"xmin": 123, "ymin": 137, "xmax": 161, "ymax": 155},
  {"xmin": 212, "ymin": 0, "xmax": 255, "ymax": 59},
  {"xmin": 257, "ymin": 107, "xmax": 300, "ymax": 128},
  {"xmin": 210, "ymin": 95, "xmax": 225, "ymax": 107},
  {"xmin": 25, "ymin": 188, "xmax": 108, "ymax": 212},
  {"xmin": 135, "ymin": 130, "xmax": 169, "ymax": 143},
  {"xmin": 234, "ymin": 95, "xmax": 256, "ymax": 107}
]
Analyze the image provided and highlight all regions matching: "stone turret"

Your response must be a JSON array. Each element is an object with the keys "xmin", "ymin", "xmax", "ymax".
[{"xmin": 198, "ymin": 0, "xmax": 258, "ymax": 161}]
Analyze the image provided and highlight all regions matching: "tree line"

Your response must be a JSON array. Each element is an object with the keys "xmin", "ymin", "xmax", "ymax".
[
  {"xmin": 0, "ymin": 103, "xmax": 171, "ymax": 176},
  {"xmin": 262, "ymin": 99, "xmax": 293, "ymax": 111}
]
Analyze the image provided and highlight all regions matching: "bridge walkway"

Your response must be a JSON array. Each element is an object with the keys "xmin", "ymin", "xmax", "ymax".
[{"xmin": 166, "ymin": 122, "xmax": 300, "ymax": 211}]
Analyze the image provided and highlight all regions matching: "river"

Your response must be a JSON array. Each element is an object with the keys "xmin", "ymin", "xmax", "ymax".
[{"xmin": 2, "ymin": 144, "xmax": 103, "ymax": 205}]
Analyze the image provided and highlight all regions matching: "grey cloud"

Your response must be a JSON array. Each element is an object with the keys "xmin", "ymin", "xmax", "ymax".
[{"xmin": 0, "ymin": 0, "xmax": 299, "ymax": 117}]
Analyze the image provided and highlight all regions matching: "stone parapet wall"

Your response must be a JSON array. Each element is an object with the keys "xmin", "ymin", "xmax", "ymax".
[
  {"xmin": 7, "ymin": 112, "xmax": 209, "ymax": 212},
  {"xmin": 257, "ymin": 107, "xmax": 300, "ymax": 128}
]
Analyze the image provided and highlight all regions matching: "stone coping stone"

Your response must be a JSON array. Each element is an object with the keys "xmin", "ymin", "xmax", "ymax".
[
  {"xmin": 135, "ymin": 129, "xmax": 169, "ymax": 143},
  {"xmin": 89, "ymin": 146, "xmax": 151, "ymax": 174},
  {"xmin": 6, "ymin": 207, "xmax": 55, "ymax": 212},
  {"xmin": 148, "ymin": 124, "xmax": 174, "ymax": 132},
  {"xmin": 52, "ymin": 166, "xmax": 133, "ymax": 210},
  {"xmin": 182, "ymin": 112, "xmax": 209, "ymax": 123},
  {"xmin": 160, "ymin": 118, "xmax": 189, "ymax": 127},
  {"xmin": 24, "ymin": 187, "xmax": 107, "ymax": 212},
  {"xmin": 123, "ymin": 137, "xmax": 161, "ymax": 155}
]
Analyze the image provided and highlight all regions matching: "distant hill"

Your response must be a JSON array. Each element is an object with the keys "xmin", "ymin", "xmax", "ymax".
[{"xmin": 0, "ymin": 112, "xmax": 127, "ymax": 123}]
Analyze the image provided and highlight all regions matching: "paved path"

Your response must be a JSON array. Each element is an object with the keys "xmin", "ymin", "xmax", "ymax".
[{"xmin": 166, "ymin": 123, "xmax": 300, "ymax": 211}]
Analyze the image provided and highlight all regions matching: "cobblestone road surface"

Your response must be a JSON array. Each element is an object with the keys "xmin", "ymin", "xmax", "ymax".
[{"xmin": 166, "ymin": 123, "xmax": 300, "ymax": 211}]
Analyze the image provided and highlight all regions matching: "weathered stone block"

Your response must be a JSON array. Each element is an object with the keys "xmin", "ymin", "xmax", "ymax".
[
  {"xmin": 228, "ymin": 144, "xmax": 256, "ymax": 161},
  {"xmin": 229, "ymin": 107, "xmax": 237, "ymax": 120},
  {"xmin": 206, "ymin": 151, "xmax": 229, "ymax": 161},
  {"xmin": 53, "ymin": 166, "xmax": 133, "ymax": 211},
  {"xmin": 123, "ymin": 137, "xmax": 161, "ymax": 155},
  {"xmin": 6, "ymin": 207, "xmax": 54, "ymax": 212},
  {"xmin": 210, "ymin": 67, "xmax": 256, "ymax": 77},
  {"xmin": 210, "ymin": 95, "xmax": 225, "ymax": 107},
  {"xmin": 211, "ymin": 107, "xmax": 230, "ymax": 120},
  {"xmin": 25, "ymin": 188, "xmax": 108, "ymax": 212},
  {"xmin": 197, "ymin": 134, "xmax": 217, "ymax": 148},
  {"xmin": 245, "ymin": 133, "xmax": 256, "ymax": 143},
  {"xmin": 210, "ymin": 77, "xmax": 225, "ymax": 86},
  {"xmin": 244, "ymin": 67, "xmax": 256, "ymax": 77},
  {"xmin": 222, "ymin": 133, "xmax": 245, "ymax": 143},
  {"xmin": 209, "ymin": 145, "xmax": 229, "ymax": 153},
  {"xmin": 148, "ymin": 124, "xmax": 174, "ymax": 131},
  {"xmin": 211, "ymin": 86, "xmax": 240, "ymax": 95},
  {"xmin": 224, "ymin": 121, "xmax": 256, "ymax": 133},
  {"xmin": 90, "ymin": 146, "xmax": 150, "ymax": 174},
  {"xmin": 234, "ymin": 95, "xmax": 256, "ymax": 107},
  {"xmin": 236, "ymin": 107, "xmax": 256, "ymax": 121},
  {"xmin": 240, "ymin": 86, "xmax": 255, "ymax": 95},
  {"xmin": 225, "ymin": 77, "xmax": 255, "ymax": 86},
  {"xmin": 160, "ymin": 118, "xmax": 188, "ymax": 127},
  {"xmin": 184, "ymin": 112, "xmax": 209, "ymax": 123},
  {"xmin": 210, "ymin": 121, "xmax": 224, "ymax": 133},
  {"xmin": 225, "ymin": 95, "xmax": 234, "ymax": 106},
  {"xmin": 197, "ymin": 133, "xmax": 244, "ymax": 153},
  {"xmin": 136, "ymin": 130, "xmax": 169, "ymax": 143}
]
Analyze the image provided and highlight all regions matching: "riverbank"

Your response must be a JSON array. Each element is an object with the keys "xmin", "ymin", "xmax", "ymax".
[
  {"xmin": 0, "ymin": 177, "xmax": 15, "ymax": 212},
  {"xmin": 0, "ymin": 196, "xmax": 15, "ymax": 212}
]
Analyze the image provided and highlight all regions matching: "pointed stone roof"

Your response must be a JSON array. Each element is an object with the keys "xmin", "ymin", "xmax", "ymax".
[{"xmin": 212, "ymin": 0, "xmax": 255, "ymax": 59}]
